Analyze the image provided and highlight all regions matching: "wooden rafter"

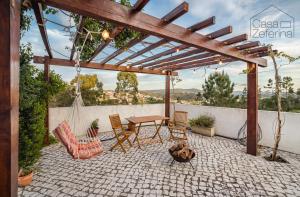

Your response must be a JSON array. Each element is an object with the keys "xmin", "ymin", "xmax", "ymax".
[
  {"xmin": 206, "ymin": 26, "xmax": 232, "ymax": 39},
  {"xmin": 131, "ymin": 44, "xmax": 189, "ymax": 66},
  {"xmin": 246, "ymin": 46, "xmax": 269, "ymax": 54},
  {"xmin": 114, "ymin": 2, "xmax": 189, "ymax": 66},
  {"xmin": 131, "ymin": 0, "xmax": 150, "ymax": 13},
  {"xmin": 32, "ymin": 1, "xmax": 53, "ymax": 58},
  {"xmin": 153, "ymin": 52, "xmax": 216, "ymax": 69},
  {"xmin": 164, "ymin": 55, "xmax": 222, "ymax": 70},
  {"xmin": 222, "ymin": 34, "xmax": 248, "ymax": 45},
  {"xmin": 88, "ymin": 26, "xmax": 124, "ymax": 62},
  {"xmin": 236, "ymin": 41, "xmax": 260, "ymax": 50},
  {"xmin": 70, "ymin": 16, "xmax": 85, "ymax": 60},
  {"xmin": 88, "ymin": 0, "xmax": 150, "ymax": 63},
  {"xmin": 40, "ymin": 0, "xmax": 267, "ymax": 66},
  {"xmin": 143, "ymin": 49, "xmax": 204, "ymax": 69},
  {"xmin": 33, "ymin": 56, "xmax": 178, "ymax": 76},
  {"xmin": 161, "ymin": 2, "xmax": 189, "ymax": 23},
  {"xmin": 115, "ymin": 38, "xmax": 168, "ymax": 66},
  {"xmin": 188, "ymin": 16, "xmax": 215, "ymax": 32}
]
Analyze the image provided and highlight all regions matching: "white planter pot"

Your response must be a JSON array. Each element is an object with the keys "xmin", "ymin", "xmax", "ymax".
[{"xmin": 191, "ymin": 126, "xmax": 215, "ymax": 137}]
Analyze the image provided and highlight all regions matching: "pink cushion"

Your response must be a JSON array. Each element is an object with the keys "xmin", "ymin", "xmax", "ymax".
[{"xmin": 53, "ymin": 121, "xmax": 103, "ymax": 159}]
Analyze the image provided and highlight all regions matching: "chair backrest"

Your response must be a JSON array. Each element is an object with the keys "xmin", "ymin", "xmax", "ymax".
[
  {"xmin": 109, "ymin": 114, "xmax": 123, "ymax": 129},
  {"xmin": 174, "ymin": 111, "xmax": 188, "ymax": 127}
]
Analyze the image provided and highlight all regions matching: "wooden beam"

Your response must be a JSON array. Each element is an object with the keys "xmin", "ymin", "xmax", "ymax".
[
  {"xmin": 131, "ymin": 44, "xmax": 189, "ymax": 66},
  {"xmin": 161, "ymin": 2, "xmax": 189, "ymax": 24},
  {"xmin": 115, "ymin": 38, "xmax": 168, "ymax": 66},
  {"xmin": 247, "ymin": 62, "xmax": 258, "ymax": 156},
  {"xmin": 41, "ymin": 0, "xmax": 267, "ymax": 66},
  {"xmin": 173, "ymin": 57, "xmax": 235, "ymax": 71},
  {"xmin": 44, "ymin": 58, "xmax": 50, "ymax": 145},
  {"xmin": 223, "ymin": 34, "xmax": 248, "ymax": 45},
  {"xmin": 141, "ymin": 49, "xmax": 204, "ymax": 68},
  {"xmin": 33, "ymin": 56, "xmax": 178, "ymax": 76},
  {"xmin": 165, "ymin": 55, "xmax": 222, "ymax": 70},
  {"xmin": 88, "ymin": 25, "xmax": 124, "ymax": 62},
  {"xmin": 152, "ymin": 52, "xmax": 216, "ymax": 69},
  {"xmin": 246, "ymin": 46, "xmax": 269, "ymax": 54},
  {"xmin": 165, "ymin": 73, "xmax": 171, "ymax": 121},
  {"xmin": 187, "ymin": 16, "xmax": 215, "ymax": 32},
  {"xmin": 0, "ymin": 0, "xmax": 20, "ymax": 196},
  {"xmin": 236, "ymin": 41, "xmax": 260, "ymax": 50},
  {"xmin": 131, "ymin": 0, "xmax": 150, "ymax": 13},
  {"xmin": 206, "ymin": 26, "xmax": 232, "ymax": 39},
  {"xmin": 99, "ymin": 34, "xmax": 148, "ymax": 64},
  {"xmin": 70, "ymin": 16, "xmax": 85, "ymax": 60},
  {"xmin": 32, "ymin": 1, "xmax": 53, "ymax": 58},
  {"xmin": 89, "ymin": 0, "xmax": 150, "ymax": 62}
]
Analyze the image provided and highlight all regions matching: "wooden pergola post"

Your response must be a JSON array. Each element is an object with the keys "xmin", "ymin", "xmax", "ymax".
[
  {"xmin": 0, "ymin": 0, "xmax": 20, "ymax": 196},
  {"xmin": 165, "ymin": 72, "xmax": 170, "ymax": 122},
  {"xmin": 44, "ymin": 57, "xmax": 50, "ymax": 145},
  {"xmin": 247, "ymin": 62, "xmax": 258, "ymax": 156}
]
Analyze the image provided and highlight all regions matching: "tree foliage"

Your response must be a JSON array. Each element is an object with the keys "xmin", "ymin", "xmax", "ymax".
[
  {"xmin": 201, "ymin": 71, "xmax": 238, "ymax": 107},
  {"xmin": 115, "ymin": 72, "xmax": 139, "ymax": 104},
  {"xmin": 19, "ymin": 44, "xmax": 65, "ymax": 174}
]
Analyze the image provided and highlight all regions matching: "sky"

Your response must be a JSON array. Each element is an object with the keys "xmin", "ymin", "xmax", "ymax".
[{"xmin": 22, "ymin": 0, "xmax": 300, "ymax": 91}]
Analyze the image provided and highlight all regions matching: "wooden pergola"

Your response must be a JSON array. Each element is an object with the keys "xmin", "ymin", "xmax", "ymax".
[{"xmin": 1, "ymin": 0, "xmax": 271, "ymax": 196}]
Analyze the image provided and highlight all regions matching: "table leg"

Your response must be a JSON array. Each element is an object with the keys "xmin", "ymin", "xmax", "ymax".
[
  {"xmin": 152, "ymin": 120, "xmax": 164, "ymax": 143},
  {"xmin": 133, "ymin": 123, "xmax": 142, "ymax": 149}
]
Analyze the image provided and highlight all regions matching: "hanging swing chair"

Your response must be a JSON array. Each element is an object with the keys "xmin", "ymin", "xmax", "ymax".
[{"xmin": 52, "ymin": 49, "xmax": 103, "ymax": 159}]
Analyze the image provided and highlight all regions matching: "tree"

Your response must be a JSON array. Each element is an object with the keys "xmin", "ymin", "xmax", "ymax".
[
  {"xmin": 297, "ymin": 88, "xmax": 300, "ymax": 96},
  {"xmin": 69, "ymin": 74, "xmax": 104, "ymax": 106},
  {"xmin": 268, "ymin": 47, "xmax": 300, "ymax": 161},
  {"xmin": 115, "ymin": 72, "xmax": 139, "ymax": 104},
  {"xmin": 282, "ymin": 76, "xmax": 294, "ymax": 97},
  {"xmin": 201, "ymin": 71, "xmax": 238, "ymax": 107},
  {"xmin": 19, "ymin": 44, "xmax": 65, "ymax": 174}
]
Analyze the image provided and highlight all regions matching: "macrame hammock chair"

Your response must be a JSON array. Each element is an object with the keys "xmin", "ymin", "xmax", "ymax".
[{"xmin": 53, "ymin": 49, "xmax": 103, "ymax": 159}]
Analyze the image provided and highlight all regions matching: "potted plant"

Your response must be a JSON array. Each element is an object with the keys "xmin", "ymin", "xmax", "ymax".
[
  {"xmin": 18, "ymin": 166, "xmax": 34, "ymax": 187},
  {"xmin": 189, "ymin": 115, "xmax": 215, "ymax": 137},
  {"xmin": 88, "ymin": 119, "xmax": 99, "ymax": 137}
]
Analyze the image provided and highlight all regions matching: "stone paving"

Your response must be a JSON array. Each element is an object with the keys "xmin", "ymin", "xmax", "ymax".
[{"xmin": 18, "ymin": 127, "xmax": 300, "ymax": 197}]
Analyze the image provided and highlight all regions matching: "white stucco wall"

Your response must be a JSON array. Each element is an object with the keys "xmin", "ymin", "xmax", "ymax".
[
  {"xmin": 49, "ymin": 104, "xmax": 165, "ymax": 135},
  {"xmin": 49, "ymin": 104, "xmax": 300, "ymax": 154},
  {"xmin": 174, "ymin": 104, "xmax": 300, "ymax": 154}
]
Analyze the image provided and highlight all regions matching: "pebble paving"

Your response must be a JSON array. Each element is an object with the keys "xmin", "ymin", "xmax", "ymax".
[{"xmin": 18, "ymin": 127, "xmax": 300, "ymax": 197}]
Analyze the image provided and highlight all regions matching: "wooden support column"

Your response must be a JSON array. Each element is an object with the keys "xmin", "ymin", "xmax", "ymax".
[
  {"xmin": 247, "ymin": 62, "xmax": 258, "ymax": 156},
  {"xmin": 0, "ymin": 0, "xmax": 20, "ymax": 196},
  {"xmin": 165, "ymin": 72, "xmax": 170, "ymax": 122},
  {"xmin": 44, "ymin": 58, "xmax": 50, "ymax": 145}
]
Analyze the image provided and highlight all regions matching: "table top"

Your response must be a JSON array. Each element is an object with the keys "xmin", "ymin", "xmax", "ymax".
[{"xmin": 126, "ymin": 115, "xmax": 169, "ymax": 124}]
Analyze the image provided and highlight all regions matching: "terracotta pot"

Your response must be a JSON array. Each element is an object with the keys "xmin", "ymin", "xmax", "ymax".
[{"xmin": 18, "ymin": 172, "xmax": 33, "ymax": 187}]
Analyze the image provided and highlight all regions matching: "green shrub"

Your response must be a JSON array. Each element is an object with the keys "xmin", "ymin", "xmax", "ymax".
[{"xmin": 189, "ymin": 115, "xmax": 215, "ymax": 128}]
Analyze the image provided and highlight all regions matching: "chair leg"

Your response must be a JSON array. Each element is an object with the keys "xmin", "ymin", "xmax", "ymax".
[{"xmin": 126, "ymin": 137, "xmax": 133, "ymax": 147}]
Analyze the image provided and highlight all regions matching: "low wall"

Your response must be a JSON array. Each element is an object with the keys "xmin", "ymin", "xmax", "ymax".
[
  {"xmin": 49, "ymin": 104, "xmax": 165, "ymax": 135},
  {"xmin": 49, "ymin": 104, "xmax": 300, "ymax": 154},
  {"xmin": 174, "ymin": 104, "xmax": 300, "ymax": 154}
]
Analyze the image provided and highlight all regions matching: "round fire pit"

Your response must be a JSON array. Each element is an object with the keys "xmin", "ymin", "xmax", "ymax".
[{"xmin": 168, "ymin": 142, "xmax": 196, "ymax": 169}]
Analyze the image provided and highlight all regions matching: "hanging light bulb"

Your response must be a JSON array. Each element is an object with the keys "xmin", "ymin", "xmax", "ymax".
[
  {"xmin": 102, "ymin": 29, "xmax": 110, "ymax": 40},
  {"xmin": 193, "ymin": 69, "xmax": 196, "ymax": 74},
  {"xmin": 126, "ymin": 65, "xmax": 130, "ymax": 69},
  {"xmin": 176, "ymin": 48, "xmax": 180, "ymax": 53},
  {"xmin": 218, "ymin": 59, "xmax": 223, "ymax": 65}
]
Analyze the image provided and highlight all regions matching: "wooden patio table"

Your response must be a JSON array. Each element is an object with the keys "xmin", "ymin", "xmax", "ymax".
[{"xmin": 126, "ymin": 115, "xmax": 169, "ymax": 147}]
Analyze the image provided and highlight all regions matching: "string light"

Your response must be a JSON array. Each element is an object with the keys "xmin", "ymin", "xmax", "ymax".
[
  {"xmin": 126, "ymin": 65, "xmax": 130, "ymax": 69},
  {"xmin": 102, "ymin": 29, "xmax": 110, "ymax": 40},
  {"xmin": 193, "ymin": 69, "xmax": 196, "ymax": 74},
  {"xmin": 218, "ymin": 59, "xmax": 223, "ymax": 65},
  {"xmin": 176, "ymin": 48, "xmax": 180, "ymax": 53}
]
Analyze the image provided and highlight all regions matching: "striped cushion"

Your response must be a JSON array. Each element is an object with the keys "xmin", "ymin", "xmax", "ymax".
[{"xmin": 53, "ymin": 121, "xmax": 103, "ymax": 159}]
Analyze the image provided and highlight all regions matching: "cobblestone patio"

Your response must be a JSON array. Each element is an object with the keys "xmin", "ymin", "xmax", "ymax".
[{"xmin": 19, "ymin": 127, "xmax": 300, "ymax": 197}]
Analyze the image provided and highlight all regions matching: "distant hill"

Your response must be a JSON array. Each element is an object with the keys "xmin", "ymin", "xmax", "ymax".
[{"xmin": 140, "ymin": 88, "xmax": 200, "ymax": 100}]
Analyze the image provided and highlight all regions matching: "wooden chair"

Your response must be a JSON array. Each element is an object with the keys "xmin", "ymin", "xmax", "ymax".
[
  {"xmin": 109, "ymin": 114, "xmax": 137, "ymax": 153},
  {"xmin": 168, "ymin": 111, "xmax": 188, "ymax": 141}
]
